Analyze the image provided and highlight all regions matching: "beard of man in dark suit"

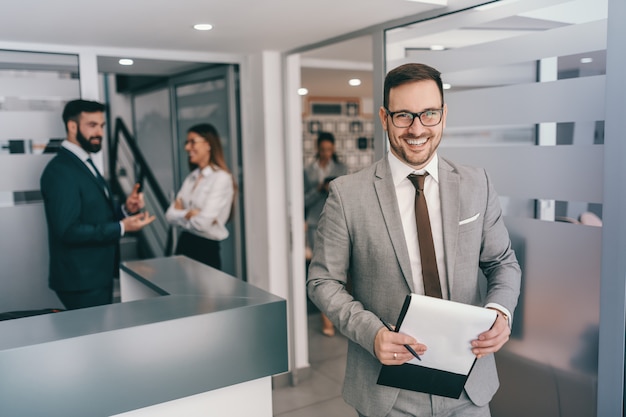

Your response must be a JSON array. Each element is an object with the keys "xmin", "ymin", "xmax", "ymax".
[{"xmin": 75, "ymin": 123, "xmax": 102, "ymax": 153}]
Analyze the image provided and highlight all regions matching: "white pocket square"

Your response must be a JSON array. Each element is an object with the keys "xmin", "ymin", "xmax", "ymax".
[{"xmin": 459, "ymin": 213, "xmax": 480, "ymax": 225}]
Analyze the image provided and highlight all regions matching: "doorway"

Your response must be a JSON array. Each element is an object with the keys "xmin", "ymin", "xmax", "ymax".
[{"xmin": 100, "ymin": 58, "xmax": 244, "ymax": 279}]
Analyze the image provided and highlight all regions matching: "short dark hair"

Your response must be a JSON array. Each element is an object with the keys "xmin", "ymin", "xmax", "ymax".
[
  {"xmin": 317, "ymin": 131, "xmax": 335, "ymax": 147},
  {"xmin": 383, "ymin": 63, "xmax": 444, "ymax": 109},
  {"xmin": 62, "ymin": 99, "xmax": 106, "ymax": 132}
]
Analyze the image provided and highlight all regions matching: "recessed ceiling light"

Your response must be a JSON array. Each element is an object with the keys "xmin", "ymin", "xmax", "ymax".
[
  {"xmin": 430, "ymin": 45, "xmax": 445, "ymax": 51},
  {"xmin": 193, "ymin": 23, "xmax": 213, "ymax": 31},
  {"xmin": 297, "ymin": 88, "xmax": 309, "ymax": 96},
  {"xmin": 580, "ymin": 57, "xmax": 593, "ymax": 64},
  {"xmin": 348, "ymin": 78, "xmax": 361, "ymax": 87},
  {"xmin": 443, "ymin": 83, "xmax": 451, "ymax": 90},
  {"xmin": 119, "ymin": 59, "xmax": 134, "ymax": 66}
]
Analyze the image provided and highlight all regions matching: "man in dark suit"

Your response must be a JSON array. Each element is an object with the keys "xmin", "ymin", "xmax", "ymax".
[
  {"xmin": 40, "ymin": 99, "xmax": 155, "ymax": 310},
  {"xmin": 307, "ymin": 63, "xmax": 521, "ymax": 416}
]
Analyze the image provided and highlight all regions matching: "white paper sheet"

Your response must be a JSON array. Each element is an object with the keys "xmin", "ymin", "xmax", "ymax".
[{"xmin": 398, "ymin": 294, "xmax": 497, "ymax": 374}]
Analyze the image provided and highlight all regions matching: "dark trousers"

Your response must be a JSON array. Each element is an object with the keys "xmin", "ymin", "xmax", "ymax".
[
  {"xmin": 175, "ymin": 231, "xmax": 222, "ymax": 270},
  {"xmin": 56, "ymin": 285, "xmax": 113, "ymax": 310}
]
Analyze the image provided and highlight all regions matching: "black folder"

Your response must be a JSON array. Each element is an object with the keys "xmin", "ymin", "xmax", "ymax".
[
  {"xmin": 377, "ymin": 294, "xmax": 497, "ymax": 399},
  {"xmin": 377, "ymin": 362, "xmax": 471, "ymax": 399}
]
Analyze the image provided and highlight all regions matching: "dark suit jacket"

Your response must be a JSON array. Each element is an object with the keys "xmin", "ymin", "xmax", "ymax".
[
  {"xmin": 307, "ymin": 156, "xmax": 521, "ymax": 417},
  {"xmin": 40, "ymin": 147, "xmax": 122, "ymax": 292}
]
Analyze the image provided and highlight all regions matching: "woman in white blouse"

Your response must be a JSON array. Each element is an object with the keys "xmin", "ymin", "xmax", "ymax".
[{"xmin": 166, "ymin": 124, "xmax": 235, "ymax": 269}]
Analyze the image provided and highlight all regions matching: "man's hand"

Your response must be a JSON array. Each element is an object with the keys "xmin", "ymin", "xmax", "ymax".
[
  {"xmin": 471, "ymin": 309, "xmax": 510, "ymax": 358},
  {"xmin": 174, "ymin": 198, "xmax": 184, "ymax": 210},
  {"xmin": 125, "ymin": 183, "xmax": 144, "ymax": 214},
  {"xmin": 374, "ymin": 326, "xmax": 427, "ymax": 365},
  {"xmin": 122, "ymin": 211, "xmax": 156, "ymax": 233}
]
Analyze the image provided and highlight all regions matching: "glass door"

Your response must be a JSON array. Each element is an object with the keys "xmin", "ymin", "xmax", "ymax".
[{"xmin": 172, "ymin": 65, "xmax": 243, "ymax": 279}]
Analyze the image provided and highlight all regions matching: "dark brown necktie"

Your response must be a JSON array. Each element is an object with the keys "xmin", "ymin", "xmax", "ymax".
[{"xmin": 407, "ymin": 173, "xmax": 442, "ymax": 298}]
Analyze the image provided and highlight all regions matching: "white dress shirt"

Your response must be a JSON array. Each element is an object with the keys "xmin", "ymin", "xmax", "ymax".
[
  {"xmin": 165, "ymin": 166, "xmax": 234, "ymax": 241},
  {"xmin": 388, "ymin": 151, "xmax": 449, "ymax": 298},
  {"xmin": 387, "ymin": 151, "xmax": 512, "ymax": 323}
]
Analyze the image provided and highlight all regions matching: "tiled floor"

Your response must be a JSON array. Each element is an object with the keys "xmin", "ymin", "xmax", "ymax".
[{"xmin": 272, "ymin": 313, "xmax": 358, "ymax": 417}]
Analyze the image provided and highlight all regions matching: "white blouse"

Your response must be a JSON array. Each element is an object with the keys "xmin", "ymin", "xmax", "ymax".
[{"xmin": 165, "ymin": 166, "xmax": 234, "ymax": 241}]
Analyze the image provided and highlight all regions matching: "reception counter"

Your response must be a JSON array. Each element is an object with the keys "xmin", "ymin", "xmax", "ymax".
[{"xmin": 0, "ymin": 256, "xmax": 288, "ymax": 417}]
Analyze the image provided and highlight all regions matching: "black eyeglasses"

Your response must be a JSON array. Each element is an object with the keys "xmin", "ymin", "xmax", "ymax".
[{"xmin": 385, "ymin": 107, "xmax": 444, "ymax": 128}]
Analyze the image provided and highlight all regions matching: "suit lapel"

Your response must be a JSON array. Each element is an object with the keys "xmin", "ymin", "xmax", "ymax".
[
  {"xmin": 59, "ymin": 148, "xmax": 114, "ymax": 207},
  {"xmin": 438, "ymin": 158, "xmax": 460, "ymax": 295},
  {"xmin": 373, "ymin": 160, "xmax": 415, "ymax": 292}
]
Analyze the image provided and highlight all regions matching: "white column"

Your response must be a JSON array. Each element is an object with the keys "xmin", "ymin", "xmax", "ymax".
[
  {"xmin": 78, "ymin": 51, "xmax": 107, "ymax": 171},
  {"xmin": 78, "ymin": 51, "xmax": 100, "ymax": 100},
  {"xmin": 240, "ymin": 51, "xmax": 289, "ymax": 296},
  {"xmin": 284, "ymin": 53, "xmax": 310, "ymax": 379},
  {"xmin": 240, "ymin": 50, "xmax": 310, "ymax": 381}
]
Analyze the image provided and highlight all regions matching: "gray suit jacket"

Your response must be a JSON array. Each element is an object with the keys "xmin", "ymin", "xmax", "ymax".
[{"xmin": 307, "ymin": 156, "xmax": 521, "ymax": 417}]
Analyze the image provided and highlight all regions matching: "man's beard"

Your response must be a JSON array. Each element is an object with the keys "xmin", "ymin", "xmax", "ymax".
[{"xmin": 76, "ymin": 128, "xmax": 102, "ymax": 153}]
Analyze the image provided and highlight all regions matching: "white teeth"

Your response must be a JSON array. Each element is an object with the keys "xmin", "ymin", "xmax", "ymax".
[{"xmin": 407, "ymin": 138, "xmax": 427, "ymax": 145}]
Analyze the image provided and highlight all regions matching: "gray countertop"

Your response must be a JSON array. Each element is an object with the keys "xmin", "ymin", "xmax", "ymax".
[{"xmin": 0, "ymin": 256, "xmax": 288, "ymax": 417}]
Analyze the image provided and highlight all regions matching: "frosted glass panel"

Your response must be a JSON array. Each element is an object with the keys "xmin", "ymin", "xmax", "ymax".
[
  {"xmin": 0, "ymin": 50, "xmax": 79, "ymax": 147},
  {"xmin": 0, "ymin": 154, "xmax": 53, "ymax": 190},
  {"xmin": 385, "ymin": 0, "xmax": 607, "ymax": 415},
  {"xmin": 0, "ymin": 51, "xmax": 78, "ymax": 311},
  {"xmin": 0, "ymin": 204, "xmax": 61, "ymax": 311},
  {"xmin": 175, "ymin": 77, "xmax": 231, "ymax": 181},
  {"xmin": 445, "ymin": 76, "xmax": 605, "ymax": 128},
  {"xmin": 439, "ymin": 145, "xmax": 603, "ymax": 202},
  {"xmin": 134, "ymin": 88, "xmax": 174, "ymax": 197},
  {"xmin": 174, "ymin": 68, "xmax": 237, "ymax": 277}
]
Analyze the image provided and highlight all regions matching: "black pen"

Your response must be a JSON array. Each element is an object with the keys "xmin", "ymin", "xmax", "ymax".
[{"xmin": 379, "ymin": 318, "xmax": 421, "ymax": 361}]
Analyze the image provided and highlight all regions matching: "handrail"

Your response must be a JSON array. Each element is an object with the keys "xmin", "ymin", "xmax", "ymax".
[
  {"xmin": 109, "ymin": 117, "xmax": 173, "ymax": 257},
  {"xmin": 111, "ymin": 118, "xmax": 169, "ymax": 211}
]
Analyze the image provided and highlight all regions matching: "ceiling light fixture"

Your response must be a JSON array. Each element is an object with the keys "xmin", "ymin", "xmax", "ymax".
[
  {"xmin": 119, "ymin": 59, "xmax": 134, "ymax": 66},
  {"xmin": 430, "ymin": 45, "xmax": 445, "ymax": 51},
  {"xmin": 349, "ymin": 78, "xmax": 361, "ymax": 87},
  {"xmin": 193, "ymin": 23, "xmax": 213, "ymax": 31},
  {"xmin": 297, "ymin": 88, "xmax": 309, "ymax": 96},
  {"xmin": 580, "ymin": 57, "xmax": 593, "ymax": 64},
  {"xmin": 443, "ymin": 83, "xmax": 452, "ymax": 90}
]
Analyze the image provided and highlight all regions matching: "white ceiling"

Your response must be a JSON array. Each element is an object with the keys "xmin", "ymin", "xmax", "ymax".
[
  {"xmin": 1, "ymin": 0, "xmax": 464, "ymax": 98},
  {"xmin": 1, "ymin": 0, "xmax": 606, "ymax": 100},
  {"xmin": 0, "ymin": 0, "xmax": 448, "ymax": 56}
]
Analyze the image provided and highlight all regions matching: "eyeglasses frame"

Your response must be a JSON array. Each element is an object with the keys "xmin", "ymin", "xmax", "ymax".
[
  {"xmin": 384, "ymin": 107, "xmax": 444, "ymax": 128},
  {"xmin": 184, "ymin": 139, "xmax": 206, "ymax": 147}
]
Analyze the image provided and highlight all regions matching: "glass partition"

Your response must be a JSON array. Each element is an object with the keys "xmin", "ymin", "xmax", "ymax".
[
  {"xmin": 173, "ymin": 66, "xmax": 241, "ymax": 278},
  {"xmin": 0, "ymin": 50, "xmax": 80, "ymax": 312},
  {"xmin": 385, "ymin": 1, "xmax": 607, "ymax": 416},
  {"xmin": 386, "ymin": 0, "xmax": 606, "ymax": 225},
  {"xmin": 0, "ymin": 50, "xmax": 79, "ymax": 156}
]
